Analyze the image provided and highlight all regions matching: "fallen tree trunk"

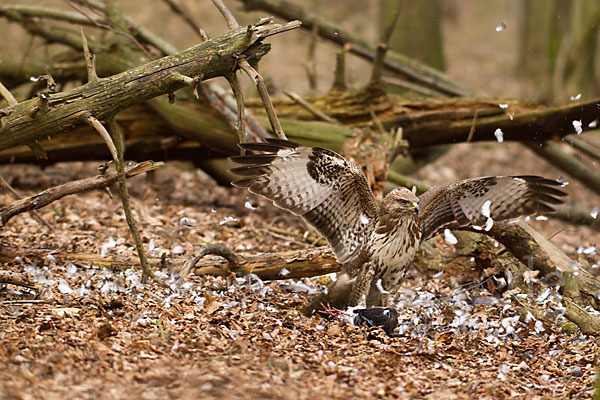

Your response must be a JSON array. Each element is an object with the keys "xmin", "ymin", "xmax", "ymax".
[
  {"xmin": 0, "ymin": 20, "xmax": 299, "ymax": 153},
  {"xmin": 486, "ymin": 221, "xmax": 600, "ymax": 309},
  {"xmin": 0, "ymin": 243, "xmax": 341, "ymax": 281},
  {"xmin": 2, "ymin": 96, "xmax": 599, "ymax": 163}
]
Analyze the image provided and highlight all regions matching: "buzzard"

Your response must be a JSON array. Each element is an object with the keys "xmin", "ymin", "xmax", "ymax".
[{"xmin": 230, "ymin": 139, "xmax": 566, "ymax": 326}]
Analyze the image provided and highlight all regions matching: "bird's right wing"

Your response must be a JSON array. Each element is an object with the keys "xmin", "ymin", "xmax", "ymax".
[
  {"xmin": 230, "ymin": 139, "xmax": 378, "ymax": 264},
  {"xmin": 418, "ymin": 175, "xmax": 567, "ymax": 241}
]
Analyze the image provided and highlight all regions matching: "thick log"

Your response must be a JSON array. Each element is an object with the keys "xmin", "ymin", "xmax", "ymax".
[
  {"xmin": 0, "ymin": 243, "xmax": 341, "ymax": 281},
  {"xmin": 0, "ymin": 20, "xmax": 300, "ymax": 152},
  {"xmin": 487, "ymin": 221, "xmax": 600, "ymax": 309}
]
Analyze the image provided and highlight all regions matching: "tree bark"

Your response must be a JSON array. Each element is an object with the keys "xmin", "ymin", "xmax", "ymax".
[{"xmin": 0, "ymin": 20, "xmax": 300, "ymax": 153}]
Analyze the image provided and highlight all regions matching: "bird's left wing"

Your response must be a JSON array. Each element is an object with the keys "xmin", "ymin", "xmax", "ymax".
[
  {"xmin": 418, "ymin": 175, "xmax": 567, "ymax": 241},
  {"xmin": 230, "ymin": 139, "xmax": 378, "ymax": 264}
]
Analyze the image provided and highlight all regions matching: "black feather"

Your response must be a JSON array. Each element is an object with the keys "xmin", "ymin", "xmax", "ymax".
[
  {"xmin": 229, "ymin": 155, "xmax": 278, "ymax": 165},
  {"xmin": 229, "ymin": 165, "xmax": 269, "ymax": 176},
  {"xmin": 353, "ymin": 307, "xmax": 399, "ymax": 336}
]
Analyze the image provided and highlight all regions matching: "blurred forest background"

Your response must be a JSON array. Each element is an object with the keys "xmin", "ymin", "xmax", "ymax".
[
  {"xmin": 1, "ymin": 1, "xmax": 600, "ymax": 399},
  {"xmin": 2, "ymin": 0, "xmax": 599, "ymax": 103}
]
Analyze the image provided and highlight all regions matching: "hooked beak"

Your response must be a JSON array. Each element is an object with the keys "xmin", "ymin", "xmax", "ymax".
[{"xmin": 410, "ymin": 202, "xmax": 419, "ymax": 214}]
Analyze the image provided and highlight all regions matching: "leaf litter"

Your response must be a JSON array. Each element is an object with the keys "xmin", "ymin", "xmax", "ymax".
[{"xmin": 0, "ymin": 160, "xmax": 598, "ymax": 399}]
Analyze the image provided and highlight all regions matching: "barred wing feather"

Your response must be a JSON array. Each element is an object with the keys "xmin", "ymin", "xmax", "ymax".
[
  {"xmin": 230, "ymin": 139, "xmax": 379, "ymax": 264},
  {"xmin": 418, "ymin": 175, "xmax": 567, "ymax": 241}
]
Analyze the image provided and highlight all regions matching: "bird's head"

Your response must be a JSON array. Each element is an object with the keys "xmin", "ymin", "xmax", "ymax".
[{"xmin": 383, "ymin": 187, "xmax": 419, "ymax": 215}]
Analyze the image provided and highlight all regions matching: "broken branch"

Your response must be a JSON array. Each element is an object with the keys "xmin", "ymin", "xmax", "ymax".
[{"xmin": 0, "ymin": 160, "xmax": 162, "ymax": 226}]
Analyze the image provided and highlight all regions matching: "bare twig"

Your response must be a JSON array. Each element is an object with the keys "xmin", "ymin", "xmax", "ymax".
[
  {"xmin": 305, "ymin": 21, "xmax": 318, "ymax": 91},
  {"xmin": 0, "ymin": 175, "xmax": 54, "ymax": 231},
  {"xmin": 239, "ymin": 58, "xmax": 287, "ymax": 140},
  {"xmin": 225, "ymin": 73, "xmax": 247, "ymax": 146},
  {"xmin": 331, "ymin": 46, "xmax": 348, "ymax": 91},
  {"xmin": 80, "ymin": 28, "xmax": 99, "ymax": 82},
  {"xmin": 180, "ymin": 243, "xmax": 241, "ymax": 277},
  {"xmin": 162, "ymin": 0, "xmax": 204, "ymax": 38},
  {"xmin": 212, "ymin": 0, "xmax": 240, "ymax": 30},
  {"xmin": 26, "ymin": 141, "xmax": 47, "ymax": 160},
  {"xmin": 201, "ymin": 81, "xmax": 267, "ymax": 142},
  {"xmin": 466, "ymin": 109, "xmax": 479, "ymax": 142},
  {"xmin": 1, "ymin": 300, "xmax": 48, "ymax": 305},
  {"xmin": 284, "ymin": 91, "xmax": 339, "ymax": 124},
  {"xmin": 369, "ymin": 0, "xmax": 402, "ymax": 86},
  {"xmin": 170, "ymin": 72, "xmax": 203, "ymax": 97},
  {"xmin": 0, "ymin": 81, "xmax": 18, "ymax": 106},
  {"xmin": 0, "ymin": 161, "xmax": 162, "ymax": 226},
  {"xmin": 241, "ymin": 0, "xmax": 471, "ymax": 97},
  {"xmin": 0, "ymin": 270, "xmax": 40, "ymax": 291},
  {"xmin": 85, "ymin": 115, "xmax": 159, "ymax": 285},
  {"xmin": 65, "ymin": 0, "xmax": 153, "ymax": 59}
]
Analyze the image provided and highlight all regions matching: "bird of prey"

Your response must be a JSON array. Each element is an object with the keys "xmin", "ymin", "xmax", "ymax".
[{"xmin": 230, "ymin": 139, "xmax": 566, "ymax": 329}]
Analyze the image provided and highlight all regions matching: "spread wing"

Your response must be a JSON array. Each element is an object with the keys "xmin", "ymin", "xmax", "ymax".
[
  {"xmin": 230, "ymin": 139, "xmax": 379, "ymax": 264},
  {"xmin": 418, "ymin": 175, "xmax": 567, "ymax": 241}
]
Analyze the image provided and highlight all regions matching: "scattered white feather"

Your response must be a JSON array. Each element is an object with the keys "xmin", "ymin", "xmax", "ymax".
[
  {"xmin": 472, "ymin": 225, "xmax": 483, "ymax": 231},
  {"xmin": 497, "ymin": 364, "xmax": 510, "ymax": 381},
  {"xmin": 494, "ymin": 128, "xmax": 504, "ymax": 143},
  {"xmin": 484, "ymin": 217, "xmax": 494, "ymax": 231},
  {"xmin": 277, "ymin": 148, "xmax": 294, "ymax": 161},
  {"xmin": 572, "ymin": 120, "xmax": 583, "ymax": 134},
  {"xmin": 375, "ymin": 279, "xmax": 389, "ymax": 294},
  {"xmin": 219, "ymin": 216, "xmax": 238, "ymax": 225},
  {"xmin": 495, "ymin": 22, "xmax": 507, "ymax": 32},
  {"xmin": 101, "ymin": 236, "xmax": 117, "ymax": 257},
  {"xmin": 326, "ymin": 273, "xmax": 337, "ymax": 282},
  {"xmin": 66, "ymin": 264, "xmax": 78, "ymax": 276},
  {"xmin": 570, "ymin": 93, "xmax": 582, "ymax": 101},
  {"xmin": 179, "ymin": 216, "xmax": 193, "ymax": 226},
  {"xmin": 591, "ymin": 207, "xmax": 598, "ymax": 219},
  {"xmin": 499, "ymin": 104, "xmax": 509, "ymax": 109},
  {"xmin": 244, "ymin": 201, "xmax": 258, "ymax": 210},
  {"xmin": 534, "ymin": 320, "xmax": 545, "ymax": 333},
  {"xmin": 359, "ymin": 213, "xmax": 369, "ymax": 225},
  {"xmin": 58, "ymin": 281, "xmax": 74, "ymax": 294},
  {"xmin": 29, "ymin": 76, "xmax": 41, "ymax": 82},
  {"xmin": 582, "ymin": 246, "xmax": 597, "ymax": 255},
  {"xmin": 481, "ymin": 200, "xmax": 491, "ymax": 218},
  {"xmin": 279, "ymin": 268, "xmax": 290, "ymax": 277},
  {"xmin": 172, "ymin": 245, "xmax": 185, "ymax": 255},
  {"xmin": 443, "ymin": 229, "xmax": 458, "ymax": 245},
  {"xmin": 589, "ymin": 119, "xmax": 598, "ymax": 128},
  {"xmin": 535, "ymin": 215, "xmax": 548, "ymax": 221}
]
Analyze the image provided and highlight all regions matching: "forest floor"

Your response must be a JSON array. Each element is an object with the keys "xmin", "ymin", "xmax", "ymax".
[{"xmin": 1, "ymin": 141, "xmax": 599, "ymax": 399}]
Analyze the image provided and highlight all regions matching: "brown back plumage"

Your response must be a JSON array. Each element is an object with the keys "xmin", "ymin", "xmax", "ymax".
[
  {"xmin": 231, "ymin": 139, "xmax": 567, "ymax": 263},
  {"xmin": 418, "ymin": 175, "xmax": 567, "ymax": 240},
  {"xmin": 230, "ymin": 139, "xmax": 379, "ymax": 264}
]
